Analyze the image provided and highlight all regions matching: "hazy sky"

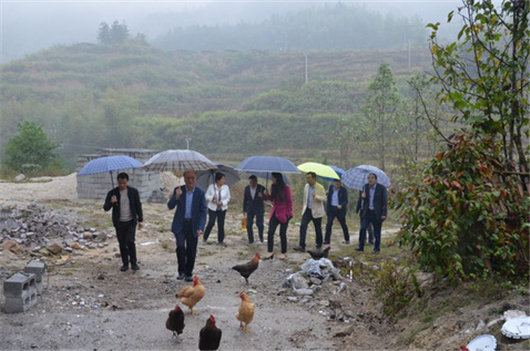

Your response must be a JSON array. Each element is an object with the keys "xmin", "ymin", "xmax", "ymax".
[{"xmin": 1, "ymin": 0, "xmax": 463, "ymax": 63}]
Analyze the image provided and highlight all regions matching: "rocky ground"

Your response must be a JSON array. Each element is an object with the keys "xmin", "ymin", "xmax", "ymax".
[{"xmin": 0, "ymin": 174, "xmax": 528, "ymax": 351}]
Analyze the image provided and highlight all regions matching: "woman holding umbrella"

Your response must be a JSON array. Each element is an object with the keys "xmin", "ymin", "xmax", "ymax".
[
  {"xmin": 203, "ymin": 172, "xmax": 231, "ymax": 245},
  {"xmin": 263, "ymin": 172, "xmax": 293, "ymax": 260}
]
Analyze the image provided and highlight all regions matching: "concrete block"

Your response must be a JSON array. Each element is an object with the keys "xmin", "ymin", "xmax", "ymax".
[
  {"xmin": 3, "ymin": 272, "xmax": 36, "ymax": 298},
  {"xmin": 2, "ymin": 293, "xmax": 37, "ymax": 313},
  {"xmin": 24, "ymin": 261, "xmax": 46, "ymax": 282}
]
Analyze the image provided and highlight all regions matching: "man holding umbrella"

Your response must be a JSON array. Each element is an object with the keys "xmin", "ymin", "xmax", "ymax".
[
  {"xmin": 355, "ymin": 173, "xmax": 388, "ymax": 253},
  {"xmin": 324, "ymin": 179, "xmax": 350, "ymax": 245},
  {"xmin": 168, "ymin": 170, "xmax": 207, "ymax": 281},
  {"xmin": 103, "ymin": 172, "xmax": 143, "ymax": 272},
  {"xmin": 294, "ymin": 172, "xmax": 326, "ymax": 252},
  {"xmin": 242, "ymin": 175, "xmax": 266, "ymax": 245}
]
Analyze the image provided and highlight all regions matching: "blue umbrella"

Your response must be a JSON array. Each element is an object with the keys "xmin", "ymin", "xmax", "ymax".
[
  {"xmin": 235, "ymin": 156, "xmax": 300, "ymax": 186},
  {"xmin": 195, "ymin": 163, "xmax": 240, "ymax": 192},
  {"xmin": 342, "ymin": 165, "xmax": 390, "ymax": 191},
  {"xmin": 78, "ymin": 155, "xmax": 143, "ymax": 187},
  {"xmin": 319, "ymin": 165, "xmax": 345, "ymax": 182}
]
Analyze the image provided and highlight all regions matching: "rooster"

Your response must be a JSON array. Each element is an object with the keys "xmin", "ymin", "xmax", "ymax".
[
  {"xmin": 236, "ymin": 291, "xmax": 255, "ymax": 333},
  {"xmin": 307, "ymin": 246, "xmax": 331, "ymax": 260},
  {"xmin": 176, "ymin": 275, "xmax": 205, "ymax": 315},
  {"xmin": 232, "ymin": 252, "xmax": 260, "ymax": 285},
  {"xmin": 199, "ymin": 315, "xmax": 222, "ymax": 351},
  {"xmin": 165, "ymin": 304, "xmax": 185, "ymax": 339}
]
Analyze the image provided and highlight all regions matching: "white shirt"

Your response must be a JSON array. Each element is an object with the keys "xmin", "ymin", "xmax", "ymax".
[
  {"xmin": 205, "ymin": 183, "xmax": 231, "ymax": 212},
  {"xmin": 250, "ymin": 186, "xmax": 257, "ymax": 200},
  {"xmin": 119, "ymin": 189, "xmax": 133, "ymax": 222}
]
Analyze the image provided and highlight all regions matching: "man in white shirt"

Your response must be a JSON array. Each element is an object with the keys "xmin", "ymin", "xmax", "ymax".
[{"xmin": 103, "ymin": 173, "xmax": 143, "ymax": 272}]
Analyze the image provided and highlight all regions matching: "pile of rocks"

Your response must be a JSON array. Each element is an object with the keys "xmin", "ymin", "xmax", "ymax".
[{"xmin": 0, "ymin": 203, "xmax": 109, "ymax": 256}]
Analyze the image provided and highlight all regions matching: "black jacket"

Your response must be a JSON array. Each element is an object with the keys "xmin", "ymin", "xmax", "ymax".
[
  {"xmin": 356, "ymin": 183, "xmax": 388, "ymax": 221},
  {"xmin": 103, "ymin": 186, "xmax": 143, "ymax": 227},
  {"xmin": 243, "ymin": 184, "xmax": 266, "ymax": 213},
  {"xmin": 326, "ymin": 185, "xmax": 348, "ymax": 214}
]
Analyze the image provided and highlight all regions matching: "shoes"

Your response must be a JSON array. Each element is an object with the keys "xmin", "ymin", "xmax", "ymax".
[
  {"xmin": 342, "ymin": 241, "xmax": 351, "ymax": 245},
  {"xmin": 316, "ymin": 246, "xmax": 322, "ymax": 250},
  {"xmin": 185, "ymin": 275, "xmax": 193, "ymax": 282},
  {"xmin": 355, "ymin": 248, "xmax": 364, "ymax": 252},
  {"xmin": 278, "ymin": 253, "xmax": 286, "ymax": 260},
  {"xmin": 368, "ymin": 241, "xmax": 374, "ymax": 246},
  {"xmin": 293, "ymin": 246, "xmax": 306, "ymax": 252},
  {"xmin": 373, "ymin": 249, "xmax": 380, "ymax": 254},
  {"xmin": 131, "ymin": 264, "xmax": 140, "ymax": 271},
  {"xmin": 177, "ymin": 273, "xmax": 186, "ymax": 280},
  {"xmin": 323, "ymin": 241, "xmax": 330, "ymax": 245},
  {"xmin": 263, "ymin": 252, "xmax": 275, "ymax": 260},
  {"xmin": 120, "ymin": 265, "xmax": 129, "ymax": 272}
]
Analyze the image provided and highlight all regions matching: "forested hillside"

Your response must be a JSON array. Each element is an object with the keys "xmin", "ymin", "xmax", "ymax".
[
  {"xmin": 1, "ymin": 41, "xmax": 431, "ymax": 169},
  {"xmin": 153, "ymin": 3, "xmax": 426, "ymax": 52}
]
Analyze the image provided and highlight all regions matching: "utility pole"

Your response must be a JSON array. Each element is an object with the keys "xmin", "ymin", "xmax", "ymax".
[
  {"xmin": 304, "ymin": 53, "xmax": 308, "ymax": 84},
  {"xmin": 408, "ymin": 40, "xmax": 411, "ymax": 67},
  {"xmin": 185, "ymin": 137, "xmax": 191, "ymax": 150}
]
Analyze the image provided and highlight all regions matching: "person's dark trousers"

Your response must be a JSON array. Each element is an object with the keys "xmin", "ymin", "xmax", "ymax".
[
  {"xmin": 203, "ymin": 209, "xmax": 226, "ymax": 243},
  {"xmin": 299, "ymin": 208, "xmax": 323, "ymax": 249},
  {"xmin": 116, "ymin": 220, "xmax": 137, "ymax": 266},
  {"xmin": 175, "ymin": 219, "xmax": 198, "ymax": 276},
  {"xmin": 358, "ymin": 210, "xmax": 383, "ymax": 251},
  {"xmin": 324, "ymin": 207, "xmax": 349, "ymax": 244},
  {"xmin": 246, "ymin": 209, "xmax": 264, "ymax": 243},
  {"xmin": 368, "ymin": 222, "xmax": 374, "ymax": 244},
  {"xmin": 267, "ymin": 214, "xmax": 290, "ymax": 254}
]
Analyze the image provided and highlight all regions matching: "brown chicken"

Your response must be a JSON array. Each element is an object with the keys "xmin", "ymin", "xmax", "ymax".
[
  {"xmin": 307, "ymin": 246, "xmax": 331, "ymax": 260},
  {"xmin": 236, "ymin": 291, "xmax": 255, "ymax": 333},
  {"xmin": 165, "ymin": 304, "xmax": 185, "ymax": 339},
  {"xmin": 176, "ymin": 275, "xmax": 205, "ymax": 315},
  {"xmin": 199, "ymin": 315, "xmax": 222, "ymax": 351},
  {"xmin": 232, "ymin": 252, "xmax": 260, "ymax": 285}
]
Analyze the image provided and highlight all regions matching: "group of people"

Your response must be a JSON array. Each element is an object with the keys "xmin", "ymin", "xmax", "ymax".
[{"xmin": 104, "ymin": 170, "xmax": 388, "ymax": 281}]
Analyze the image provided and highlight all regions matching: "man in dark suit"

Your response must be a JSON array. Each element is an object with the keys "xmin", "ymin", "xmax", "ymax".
[
  {"xmin": 324, "ymin": 179, "xmax": 350, "ymax": 245},
  {"xmin": 104, "ymin": 172, "xmax": 143, "ymax": 272},
  {"xmin": 355, "ymin": 173, "xmax": 388, "ymax": 253},
  {"xmin": 242, "ymin": 175, "xmax": 266, "ymax": 244},
  {"xmin": 168, "ymin": 170, "xmax": 207, "ymax": 282}
]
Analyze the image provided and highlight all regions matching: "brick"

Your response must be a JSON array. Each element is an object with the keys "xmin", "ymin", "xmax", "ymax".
[
  {"xmin": 3, "ymin": 272, "xmax": 36, "ymax": 298},
  {"xmin": 2, "ymin": 293, "xmax": 37, "ymax": 313},
  {"xmin": 24, "ymin": 261, "xmax": 46, "ymax": 282}
]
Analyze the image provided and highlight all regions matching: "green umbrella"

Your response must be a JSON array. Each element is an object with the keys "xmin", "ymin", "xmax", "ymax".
[{"xmin": 297, "ymin": 162, "xmax": 340, "ymax": 180}]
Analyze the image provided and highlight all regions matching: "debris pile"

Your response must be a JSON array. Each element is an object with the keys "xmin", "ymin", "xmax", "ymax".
[{"xmin": 0, "ymin": 203, "xmax": 109, "ymax": 256}]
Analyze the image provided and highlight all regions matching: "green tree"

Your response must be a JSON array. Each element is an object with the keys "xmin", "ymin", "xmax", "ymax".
[
  {"xmin": 3, "ymin": 121, "xmax": 61, "ymax": 174},
  {"xmin": 362, "ymin": 63, "xmax": 402, "ymax": 171},
  {"xmin": 97, "ymin": 21, "xmax": 129, "ymax": 45},
  {"xmin": 393, "ymin": 0, "xmax": 530, "ymax": 282},
  {"xmin": 428, "ymin": 0, "xmax": 529, "ymax": 186}
]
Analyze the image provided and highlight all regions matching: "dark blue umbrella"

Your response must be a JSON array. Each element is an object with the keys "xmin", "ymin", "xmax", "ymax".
[
  {"xmin": 235, "ymin": 156, "xmax": 301, "ymax": 174},
  {"xmin": 236, "ymin": 156, "xmax": 300, "ymax": 185},
  {"xmin": 320, "ymin": 165, "xmax": 345, "ymax": 182},
  {"xmin": 78, "ymin": 155, "xmax": 143, "ymax": 187}
]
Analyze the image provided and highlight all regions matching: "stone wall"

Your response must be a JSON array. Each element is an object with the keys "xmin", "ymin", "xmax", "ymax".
[{"xmin": 76, "ymin": 148, "xmax": 162, "ymax": 202}]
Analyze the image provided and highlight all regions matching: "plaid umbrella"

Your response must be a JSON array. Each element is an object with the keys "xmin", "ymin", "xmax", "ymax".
[
  {"xmin": 77, "ymin": 155, "xmax": 143, "ymax": 187},
  {"xmin": 142, "ymin": 149, "xmax": 216, "ymax": 172},
  {"xmin": 342, "ymin": 165, "xmax": 390, "ymax": 190}
]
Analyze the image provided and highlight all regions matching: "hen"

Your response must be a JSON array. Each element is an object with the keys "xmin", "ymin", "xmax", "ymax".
[
  {"xmin": 176, "ymin": 275, "xmax": 205, "ymax": 315},
  {"xmin": 307, "ymin": 246, "xmax": 331, "ymax": 260},
  {"xmin": 199, "ymin": 315, "xmax": 222, "ymax": 351},
  {"xmin": 236, "ymin": 291, "xmax": 256, "ymax": 333},
  {"xmin": 232, "ymin": 252, "xmax": 260, "ymax": 285},
  {"xmin": 165, "ymin": 304, "xmax": 185, "ymax": 339}
]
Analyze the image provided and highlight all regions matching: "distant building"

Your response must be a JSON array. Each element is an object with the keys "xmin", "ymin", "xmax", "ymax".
[{"xmin": 76, "ymin": 148, "xmax": 164, "ymax": 202}]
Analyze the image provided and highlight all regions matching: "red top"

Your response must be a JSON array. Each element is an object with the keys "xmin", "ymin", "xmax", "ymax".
[{"xmin": 266, "ymin": 185, "xmax": 293, "ymax": 224}]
